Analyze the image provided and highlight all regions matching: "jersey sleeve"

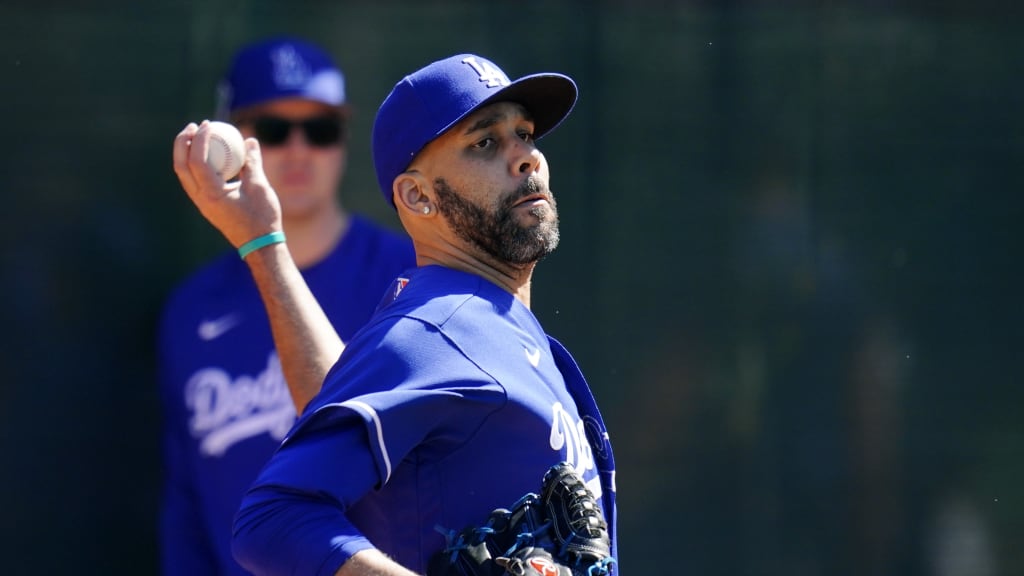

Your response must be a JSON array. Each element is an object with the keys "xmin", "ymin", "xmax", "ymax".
[
  {"xmin": 231, "ymin": 418, "xmax": 378, "ymax": 576},
  {"xmin": 231, "ymin": 316, "xmax": 507, "ymax": 574}
]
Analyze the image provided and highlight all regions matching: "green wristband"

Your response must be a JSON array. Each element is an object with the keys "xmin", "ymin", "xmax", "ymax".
[{"xmin": 237, "ymin": 231, "xmax": 286, "ymax": 259}]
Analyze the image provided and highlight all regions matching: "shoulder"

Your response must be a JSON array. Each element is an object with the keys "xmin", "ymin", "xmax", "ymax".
[
  {"xmin": 378, "ymin": 266, "xmax": 512, "ymax": 327},
  {"xmin": 325, "ymin": 272, "xmax": 505, "ymax": 383},
  {"xmin": 161, "ymin": 250, "xmax": 246, "ymax": 319},
  {"xmin": 345, "ymin": 215, "xmax": 414, "ymax": 259},
  {"xmin": 307, "ymin": 309, "xmax": 505, "ymax": 416},
  {"xmin": 352, "ymin": 268, "xmax": 534, "ymax": 373},
  {"xmin": 341, "ymin": 309, "xmax": 466, "ymax": 370}
]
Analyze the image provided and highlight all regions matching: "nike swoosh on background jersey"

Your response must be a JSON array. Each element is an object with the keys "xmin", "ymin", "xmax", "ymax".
[
  {"xmin": 197, "ymin": 314, "xmax": 241, "ymax": 341},
  {"xmin": 524, "ymin": 346, "xmax": 541, "ymax": 367}
]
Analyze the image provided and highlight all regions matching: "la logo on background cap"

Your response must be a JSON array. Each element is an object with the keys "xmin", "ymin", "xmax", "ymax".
[
  {"xmin": 216, "ymin": 36, "xmax": 347, "ymax": 118},
  {"xmin": 371, "ymin": 54, "xmax": 578, "ymax": 208}
]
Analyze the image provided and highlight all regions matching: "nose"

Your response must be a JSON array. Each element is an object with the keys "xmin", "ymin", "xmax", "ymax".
[
  {"xmin": 512, "ymin": 141, "xmax": 542, "ymax": 176},
  {"xmin": 283, "ymin": 126, "xmax": 313, "ymax": 151}
]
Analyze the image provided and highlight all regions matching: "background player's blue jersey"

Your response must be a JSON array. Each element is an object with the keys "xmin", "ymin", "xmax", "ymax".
[
  {"xmin": 233, "ymin": 265, "xmax": 617, "ymax": 575},
  {"xmin": 158, "ymin": 216, "xmax": 414, "ymax": 576}
]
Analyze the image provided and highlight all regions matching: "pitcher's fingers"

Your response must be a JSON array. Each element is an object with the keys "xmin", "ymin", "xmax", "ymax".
[
  {"xmin": 240, "ymin": 138, "xmax": 263, "ymax": 178},
  {"xmin": 172, "ymin": 123, "xmax": 200, "ymax": 190},
  {"xmin": 187, "ymin": 120, "xmax": 212, "ymax": 169},
  {"xmin": 188, "ymin": 121, "xmax": 231, "ymax": 194}
]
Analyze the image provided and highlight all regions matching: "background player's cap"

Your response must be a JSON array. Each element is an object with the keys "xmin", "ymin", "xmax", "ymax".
[
  {"xmin": 372, "ymin": 53, "xmax": 578, "ymax": 208},
  {"xmin": 216, "ymin": 36, "xmax": 347, "ymax": 118}
]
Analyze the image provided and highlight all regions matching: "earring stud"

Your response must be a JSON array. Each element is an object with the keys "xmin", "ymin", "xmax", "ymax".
[{"xmin": 422, "ymin": 206, "xmax": 431, "ymax": 214}]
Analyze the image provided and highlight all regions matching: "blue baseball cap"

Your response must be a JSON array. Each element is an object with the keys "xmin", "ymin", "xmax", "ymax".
[
  {"xmin": 372, "ymin": 54, "xmax": 578, "ymax": 208},
  {"xmin": 216, "ymin": 37, "xmax": 347, "ymax": 117}
]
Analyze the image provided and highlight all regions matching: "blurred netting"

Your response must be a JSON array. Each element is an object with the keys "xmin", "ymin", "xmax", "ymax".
[{"xmin": 1, "ymin": 2, "xmax": 1020, "ymax": 574}]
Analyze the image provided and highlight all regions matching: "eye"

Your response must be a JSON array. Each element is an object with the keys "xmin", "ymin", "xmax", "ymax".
[
  {"xmin": 518, "ymin": 130, "xmax": 535, "ymax": 144},
  {"xmin": 472, "ymin": 137, "xmax": 496, "ymax": 150}
]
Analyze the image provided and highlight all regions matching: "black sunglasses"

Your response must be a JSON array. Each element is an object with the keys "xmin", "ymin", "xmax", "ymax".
[{"xmin": 248, "ymin": 115, "xmax": 345, "ymax": 147}]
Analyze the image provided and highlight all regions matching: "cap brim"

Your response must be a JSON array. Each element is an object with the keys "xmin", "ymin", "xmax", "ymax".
[{"xmin": 442, "ymin": 73, "xmax": 578, "ymax": 142}]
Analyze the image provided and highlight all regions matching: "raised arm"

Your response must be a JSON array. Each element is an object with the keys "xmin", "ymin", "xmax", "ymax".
[{"xmin": 172, "ymin": 120, "xmax": 343, "ymax": 413}]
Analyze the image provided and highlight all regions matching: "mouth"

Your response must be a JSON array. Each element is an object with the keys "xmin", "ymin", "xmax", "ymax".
[{"xmin": 512, "ymin": 192, "xmax": 550, "ymax": 208}]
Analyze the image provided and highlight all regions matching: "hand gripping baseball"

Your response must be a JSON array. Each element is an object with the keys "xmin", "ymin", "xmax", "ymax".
[{"xmin": 172, "ymin": 120, "xmax": 283, "ymax": 252}]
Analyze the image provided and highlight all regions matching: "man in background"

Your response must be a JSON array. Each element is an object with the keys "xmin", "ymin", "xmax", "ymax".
[{"xmin": 158, "ymin": 36, "xmax": 415, "ymax": 575}]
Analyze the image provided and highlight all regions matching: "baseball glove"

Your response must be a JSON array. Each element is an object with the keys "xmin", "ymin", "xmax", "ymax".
[{"xmin": 428, "ymin": 462, "xmax": 616, "ymax": 576}]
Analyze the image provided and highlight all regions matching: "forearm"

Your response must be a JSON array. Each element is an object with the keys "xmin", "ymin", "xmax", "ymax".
[
  {"xmin": 245, "ymin": 241, "xmax": 344, "ymax": 414},
  {"xmin": 174, "ymin": 124, "xmax": 345, "ymax": 412},
  {"xmin": 336, "ymin": 550, "xmax": 421, "ymax": 576}
]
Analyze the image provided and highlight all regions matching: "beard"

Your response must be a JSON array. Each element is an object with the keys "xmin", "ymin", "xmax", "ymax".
[{"xmin": 433, "ymin": 176, "xmax": 560, "ymax": 265}]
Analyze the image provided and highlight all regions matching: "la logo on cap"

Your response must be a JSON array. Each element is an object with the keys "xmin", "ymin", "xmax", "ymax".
[
  {"xmin": 271, "ymin": 44, "xmax": 312, "ymax": 89},
  {"xmin": 462, "ymin": 56, "xmax": 510, "ymax": 88}
]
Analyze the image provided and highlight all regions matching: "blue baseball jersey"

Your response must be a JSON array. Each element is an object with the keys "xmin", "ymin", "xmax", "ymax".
[
  {"xmin": 232, "ymin": 265, "xmax": 617, "ymax": 576},
  {"xmin": 158, "ymin": 215, "xmax": 415, "ymax": 576}
]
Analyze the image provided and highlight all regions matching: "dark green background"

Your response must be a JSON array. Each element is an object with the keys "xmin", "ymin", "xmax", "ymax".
[{"xmin": 2, "ymin": 1, "xmax": 1021, "ymax": 574}]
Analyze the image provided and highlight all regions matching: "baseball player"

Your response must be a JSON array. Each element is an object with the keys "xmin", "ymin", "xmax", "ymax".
[
  {"xmin": 172, "ymin": 53, "xmax": 617, "ymax": 576},
  {"xmin": 160, "ymin": 37, "xmax": 415, "ymax": 576}
]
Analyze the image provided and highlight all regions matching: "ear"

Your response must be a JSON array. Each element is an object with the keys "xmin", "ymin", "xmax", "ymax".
[{"xmin": 393, "ymin": 171, "xmax": 433, "ymax": 217}]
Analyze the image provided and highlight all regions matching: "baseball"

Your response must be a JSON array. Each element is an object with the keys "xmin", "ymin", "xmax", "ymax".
[{"xmin": 206, "ymin": 121, "xmax": 246, "ymax": 180}]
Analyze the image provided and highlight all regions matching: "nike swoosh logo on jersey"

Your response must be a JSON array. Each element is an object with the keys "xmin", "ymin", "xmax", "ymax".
[
  {"xmin": 524, "ymin": 346, "xmax": 541, "ymax": 368},
  {"xmin": 197, "ymin": 313, "xmax": 240, "ymax": 341}
]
